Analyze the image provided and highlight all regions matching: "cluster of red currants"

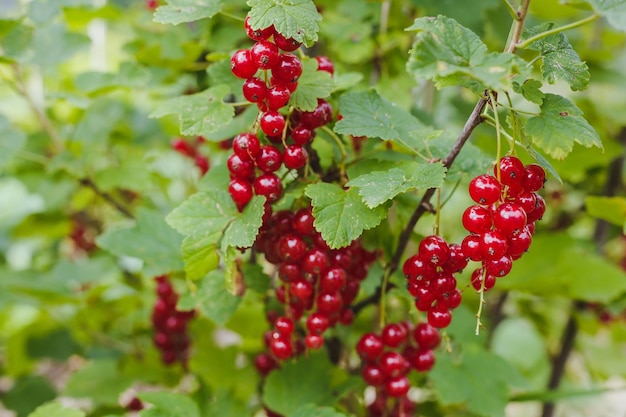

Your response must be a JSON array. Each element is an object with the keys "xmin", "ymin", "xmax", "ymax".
[
  {"xmin": 228, "ymin": 17, "xmax": 335, "ymax": 211},
  {"xmin": 151, "ymin": 275, "xmax": 194, "ymax": 366},
  {"xmin": 252, "ymin": 206, "xmax": 378, "ymax": 364},
  {"xmin": 461, "ymin": 156, "xmax": 546, "ymax": 292},
  {"xmin": 357, "ymin": 321, "xmax": 441, "ymax": 415},
  {"xmin": 171, "ymin": 136, "xmax": 210, "ymax": 175}
]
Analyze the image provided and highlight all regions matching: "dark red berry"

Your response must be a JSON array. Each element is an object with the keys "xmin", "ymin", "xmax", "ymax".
[
  {"xmin": 255, "ymin": 145, "xmax": 283, "ymax": 172},
  {"xmin": 379, "ymin": 351, "xmax": 408, "ymax": 378},
  {"xmin": 228, "ymin": 179, "xmax": 253, "ymax": 207},
  {"xmin": 413, "ymin": 322, "xmax": 441, "ymax": 350},
  {"xmin": 412, "ymin": 349, "xmax": 435, "ymax": 372},
  {"xmin": 273, "ymin": 32, "xmax": 302, "ymax": 51},
  {"xmin": 316, "ymin": 291, "xmax": 343, "ymax": 314},
  {"xmin": 462, "ymin": 205, "xmax": 493, "ymax": 234},
  {"xmin": 266, "ymin": 84, "xmax": 291, "ymax": 110},
  {"xmin": 274, "ymin": 316, "xmax": 294, "ymax": 336},
  {"xmin": 418, "ymin": 235, "xmax": 450, "ymax": 267},
  {"xmin": 171, "ymin": 138, "xmax": 195, "ymax": 157},
  {"xmin": 305, "ymin": 334, "xmax": 324, "ymax": 350},
  {"xmin": 232, "ymin": 132, "xmax": 261, "ymax": 161},
  {"xmin": 242, "ymin": 77, "xmax": 267, "ymax": 103},
  {"xmin": 306, "ymin": 312, "xmax": 330, "ymax": 335},
  {"xmin": 272, "ymin": 53, "xmax": 303, "ymax": 84},
  {"xmin": 319, "ymin": 267, "xmax": 347, "ymax": 292},
  {"xmin": 227, "ymin": 153, "xmax": 255, "ymax": 180},
  {"xmin": 403, "ymin": 254, "xmax": 436, "ymax": 281},
  {"xmin": 485, "ymin": 254, "xmax": 513, "ymax": 277},
  {"xmin": 442, "ymin": 243, "xmax": 468, "ymax": 273},
  {"xmin": 480, "ymin": 230, "xmax": 509, "ymax": 260},
  {"xmin": 496, "ymin": 156, "xmax": 525, "ymax": 186},
  {"xmin": 260, "ymin": 111, "xmax": 286, "ymax": 136},
  {"xmin": 289, "ymin": 279, "xmax": 313, "ymax": 300},
  {"xmin": 427, "ymin": 306, "xmax": 452, "ymax": 328},
  {"xmin": 298, "ymin": 99, "xmax": 332, "ymax": 129},
  {"xmin": 382, "ymin": 323, "xmax": 408, "ymax": 348},
  {"xmin": 302, "ymin": 248, "xmax": 330, "ymax": 275},
  {"xmin": 277, "ymin": 233, "xmax": 307, "ymax": 262},
  {"xmin": 269, "ymin": 336, "xmax": 293, "ymax": 360},
  {"xmin": 461, "ymin": 234, "xmax": 482, "ymax": 262},
  {"xmin": 522, "ymin": 164, "xmax": 546, "ymax": 192},
  {"xmin": 471, "ymin": 267, "xmax": 496, "ymax": 292},
  {"xmin": 385, "ymin": 376, "xmax": 410, "ymax": 398},
  {"xmin": 253, "ymin": 173, "xmax": 283, "ymax": 203},
  {"xmin": 469, "ymin": 174, "xmax": 502, "ymax": 205},
  {"xmin": 290, "ymin": 124, "xmax": 313, "ymax": 145},
  {"xmin": 315, "ymin": 55, "xmax": 334, "ymax": 74},
  {"xmin": 254, "ymin": 352, "xmax": 278, "ymax": 376},
  {"xmin": 250, "ymin": 41, "xmax": 280, "ymax": 70},
  {"xmin": 356, "ymin": 333, "xmax": 384, "ymax": 361},
  {"xmin": 283, "ymin": 145, "xmax": 308, "ymax": 170},
  {"xmin": 244, "ymin": 16, "xmax": 274, "ymax": 41},
  {"xmin": 362, "ymin": 363, "xmax": 385, "ymax": 386},
  {"xmin": 291, "ymin": 207, "xmax": 315, "ymax": 235},
  {"xmin": 526, "ymin": 194, "xmax": 546, "ymax": 223},
  {"xmin": 230, "ymin": 49, "xmax": 258, "ymax": 79}
]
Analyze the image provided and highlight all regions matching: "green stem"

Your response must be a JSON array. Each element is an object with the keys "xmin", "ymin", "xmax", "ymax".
[
  {"xmin": 16, "ymin": 150, "xmax": 49, "ymax": 165},
  {"xmin": 489, "ymin": 91, "xmax": 503, "ymax": 182},
  {"xmin": 219, "ymin": 10, "xmax": 245, "ymax": 22},
  {"xmin": 516, "ymin": 14, "xmax": 600, "ymax": 49},
  {"xmin": 379, "ymin": 268, "xmax": 392, "ymax": 329},
  {"xmin": 502, "ymin": 0, "xmax": 518, "ymax": 20},
  {"xmin": 320, "ymin": 125, "xmax": 348, "ymax": 181},
  {"xmin": 434, "ymin": 187, "xmax": 441, "ymax": 236},
  {"xmin": 505, "ymin": 92, "xmax": 518, "ymax": 154},
  {"xmin": 475, "ymin": 268, "xmax": 487, "ymax": 335}
]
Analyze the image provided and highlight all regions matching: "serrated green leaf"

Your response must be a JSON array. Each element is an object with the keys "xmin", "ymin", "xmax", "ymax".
[
  {"xmin": 334, "ymin": 90, "xmax": 439, "ymax": 151},
  {"xmin": 96, "ymin": 209, "xmax": 183, "ymax": 276},
  {"xmin": 497, "ymin": 233, "xmax": 626, "ymax": 302},
  {"xmin": 263, "ymin": 354, "xmax": 338, "ymax": 415},
  {"xmin": 406, "ymin": 15, "xmax": 527, "ymax": 91},
  {"xmin": 430, "ymin": 346, "xmax": 527, "ymax": 417},
  {"xmin": 150, "ymin": 85, "xmax": 234, "ymax": 137},
  {"xmin": 523, "ymin": 145, "xmax": 563, "ymax": 183},
  {"xmin": 524, "ymin": 23, "xmax": 590, "ymax": 91},
  {"xmin": 247, "ymin": 0, "xmax": 322, "ymax": 46},
  {"xmin": 585, "ymin": 196, "xmax": 626, "ymax": 226},
  {"xmin": 28, "ymin": 402, "xmax": 85, "ymax": 417},
  {"xmin": 138, "ymin": 391, "xmax": 200, "ymax": 417},
  {"xmin": 195, "ymin": 270, "xmax": 242, "ymax": 325},
  {"xmin": 166, "ymin": 190, "xmax": 236, "ymax": 237},
  {"xmin": 241, "ymin": 263, "xmax": 271, "ymax": 293},
  {"xmin": 347, "ymin": 162, "xmax": 446, "ymax": 208},
  {"xmin": 222, "ymin": 196, "xmax": 265, "ymax": 250},
  {"xmin": 512, "ymin": 78, "xmax": 545, "ymax": 105},
  {"xmin": 153, "ymin": 0, "xmax": 224, "ymax": 25},
  {"xmin": 291, "ymin": 404, "xmax": 349, "ymax": 417},
  {"xmin": 525, "ymin": 93, "xmax": 602, "ymax": 159},
  {"xmin": 586, "ymin": 0, "xmax": 626, "ymax": 31},
  {"xmin": 289, "ymin": 58, "xmax": 334, "ymax": 111},
  {"xmin": 181, "ymin": 234, "xmax": 219, "ymax": 280},
  {"xmin": 305, "ymin": 182, "xmax": 387, "ymax": 249},
  {"xmin": 0, "ymin": 113, "xmax": 26, "ymax": 169}
]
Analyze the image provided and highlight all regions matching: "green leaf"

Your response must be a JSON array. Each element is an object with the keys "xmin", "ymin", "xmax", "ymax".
[
  {"xmin": 263, "ymin": 354, "xmax": 339, "ymax": 415},
  {"xmin": 346, "ymin": 161, "xmax": 447, "ymax": 208},
  {"xmin": 430, "ymin": 346, "xmax": 527, "ymax": 417},
  {"xmin": 166, "ymin": 190, "xmax": 236, "ymax": 237},
  {"xmin": 524, "ymin": 23, "xmax": 590, "ymax": 91},
  {"xmin": 96, "ymin": 208, "xmax": 184, "ymax": 277},
  {"xmin": 181, "ymin": 234, "xmax": 220, "ymax": 281},
  {"xmin": 195, "ymin": 270, "xmax": 242, "ymax": 325},
  {"xmin": 291, "ymin": 404, "xmax": 349, "ymax": 417},
  {"xmin": 30, "ymin": 24, "xmax": 90, "ymax": 68},
  {"xmin": 138, "ymin": 391, "xmax": 200, "ymax": 417},
  {"xmin": 0, "ymin": 113, "xmax": 26, "ymax": 169},
  {"xmin": 222, "ymin": 196, "xmax": 265, "ymax": 250},
  {"xmin": 153, "ymin": 0, "xmax": 224, "ymax": 25},
  {"xmin": 305, "ymin": 182, "xmax": 387, "ymax": 249},
  {"xmin": 497, "ymin": 233, "xmax": 626, "ymax": 303},
  {"xmin": 150, "ymin": 85, "xmax": 234, "ymax": 137},
  {"xmin": 247, "ymin": 0, "xmax": 322, "ymax": 46},
  {"xmin": 289, "ymin": 58, "xmax": 334, "ymax": 111},
  {"xmin": 334, "ymin": 90, "xmax": 439, "ymax": 150},
  {"xmin": 586, "ymin": 0, "xmax": 626, "ymax": 31},
  {"xmin": 4, "ymin": 376, "xmax": 56, "ymax": 417},
  {"xmin": 64, "ymin": 359, "xmax": 134, "ymax": 406},
  {"xmin": 512, "ymin": 78, "xmax": 545, "ymax": 105},
  {"xmin": 27, "ymin": 402, "xmax": 85, "ymax": 417},
  {"xmin": 406, "ymin": 15, "xmax": 527, "ymax": 91},
  {"xmin": 524, "ymin": 93, "xmax": 602, "ymax": 159},
  {"xmin": 585, "ymin": 196, "xmax": 626, "ymax": 226},
  {"xmin": 241, "ymin": 263, "xmax": 271, "ymax": 293}
]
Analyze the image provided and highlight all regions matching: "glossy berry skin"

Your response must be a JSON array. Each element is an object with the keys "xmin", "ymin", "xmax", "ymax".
[
  {"xmin": 299, "ymin": 99, "xmax": 332, "ymax": 129},
  {"xmin": 273, "ymin": 31, "xmax": 302, "ymax": 51},
  {"xmin": 412, "ymin": 349, "xmax": 435, "ymax": 372},
  {"xmin": 526, "ymin": 194, "xmax": 546, "ymax": 223},
  {"xmin": 427, "ymin": 306, "xmax": 452, "ymax": 328},
  {"xmin": 228, "ymin": 179, "xmax": 253, "ymax": 207},
  {"xmin": 469, "ymin": 174, "xmax": 502, "ymax": 205},
  {"xmin": 266, "ymin": 84, "xmax": 291, "ymax": 110},
  {"xmin": 277, "ymin": 234, "xmax": 307, "ymax": 262},
  {"xmin": 244, "ymin": 16, "xmax": 274, "ymax": 41},
  {"xmin": 242, "ymin": 77, "xmax": 267, "ymax": 103},
  {"xmin": 230, "ymin": 49, "xmax": 258, "ymax": 79},
  {"xmin": 254, "ymin": 352, "xmax": 278, "ymax": 376},
  {"xmin": 480, "ymin": 230, "xmax": 509, "ymax": 260},
  {"xmin": 442, "ymin": 243, "xmax": 468, "ymax": 274},
  {"xmin": 302, "ymin": 249, "xmax": 330, "ymax": 275},
  {"xmin": 356, "ymin": 333, "xmax": 384, "ymax": 361},
  {"xmin": 496, "ymin": 156, "xmax": 525, "ymax": 186},
  {"xmin": 315, "ymin": 55, "xmax": 335, "ymax": 74},
  {"xmin": 403, "ymin": 254, "xmax": 436, "ymax": 281},
  {"xmin": 278, "ymin": 262, "xmax": 301, "ymax": 282},
  {"xmin": 316, "ymin": 291, "xmax": 343, "ymax": 314},
  {"xmin": 379, "ymin": 351, "xmax": 408, "ymax": 378},
  {"xmin": 362, "ymin": 363, "xmax": 385, "ymax": 386},
  {"xmin": 272, "ymin": 53, "xmax": 303, "ymax": 83},
  {"xmin": 485, "ymin": 254, "xmax": 513, "ymax": 277},
  {"xmin": 260, "ymin": 111, "xmax": 286, "ymax": 136},
  {"xmin": 385, "ymin": 376, "xmax": 410, "ymax": 398},
  {"xmin": 232, "ymin": 132, "xmax": 261, "ymax": 161},
  {"xmin": 413, "ymin": 322, "xmax": 441, "ymax": 350},
  {"xmin": 522, "ymin": 164, "xmax": 546, "ymax": 192},
  {"xmin": 289, "ymin": 279, "xmax": 313, "ymax": 300},
  {"xmin": 381, "ymin": 323, "xmax": 408, "ymax": 348},
  {"xmin": 274, "ymin": 316, "xmax": 294, "ymax": 336},
  {"xmin": 253, "ymin": 173, "xmax": 283, "ymax": 203},
  {"xmin": 250, "ymin": 41, "xmax": 280, "ymax": 69},
  {"xmin": 508, "ymin": 227, "xmax": 533, "ymax": 257},
  {"xmin": 430, "ymin": 272, "xmax": 457, "ymax": 296},
  {"xmin": 438, "ymin": 288, "xmax": 463, "ymax": 310},
  {"xmin": 227, "ymin": 153, "xmax": 255, "ymax": 181},
  {"xmin": 269, "ymin": 336, "xmax": 293, "ymax": 360},
  {"xmin": 418, "ymin": 235, "xmax": 450, "ymax": 267},
  {"xmin": 462, "ymin": 205, "xmax": 493, "ymax": 234},
  {"xmin": 319, "ymin": 267, "xmax": 347, "ymax": 292},
  {"xmin": 290, "ymin": 124, "xmax": 313, "ymax": 145},
  {"xmin": 493, "ymin": 202, "xmax": 527, "ymax": 235},
  {"xmin": 291, "ymin": 207, "xmax": 315, "ymax": 235},
  {"xmin": 255, "ymin": 145, "xmax": 283, "ymax": 172},
  {"xmin": 306, "ymin": 312, "xmax": 329, "ymax": 335},
  {"xmin": 305, "ymin": 334, "xmax": 324, "ymax": 350},
  {"xmin": 471, "ymin": 268, "xmax": 496, "ymax": 292},
  {"xmin": 461, "ymin": 234, "xmax": 482, "ymax": 261},
  {"xmin": 283, "ymin": 145, "xmax": 308, "ymax": 170}
]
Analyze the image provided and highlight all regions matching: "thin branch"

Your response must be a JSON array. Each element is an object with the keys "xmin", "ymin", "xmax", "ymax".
[
  {"xmin": 516, "ymin": 14, "xmax": 600, "ymax": 50},
  {"xmin": 79, "ymin": 178, "xmax": 136, "ymax": 220}
]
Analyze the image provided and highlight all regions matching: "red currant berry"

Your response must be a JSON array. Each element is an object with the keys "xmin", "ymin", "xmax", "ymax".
[
  {"xmin": 278, "ymin": 262, "xmax": 301, "ymax": 283},
  {"xmin": 316, "ymin": 291, "xmax": 343, "ymax": 315},
  {"xmin": 493, "ymin": 202, "xmax": 527, "ymax": 235},
  {"xmin": 266, "ymin": 84, "xmax": 291, "ymax": 110},
  {"xmin": 526, "ymin": 194, "xmax": 546, "ymax": 223},
  {"xmin": 485, "ymin": 254, "xmax": 513, "ymax": 277},
  {"xmin": 412, "ymin": 349, "xmax": 435, "ymax": 372},
  {"xmin": 508, "ymin": 227, "xmax": 533, "ymax": 257},
  {"xmin": 356, "ymin": 333, "xmax": 384, "ymax": 361},
  {"xmin": 277, "ymin": 234, "xmax": 307, "ymax": 262},
  {"xmin": 382, "ymin": 323, "xmax": 409, "ymax": 348},
  {"xmin": 438, "ymin": 288, "xmax": 462, "ymax": 310},
  {"xmin": 227, "ymin": 153, "xmax": 255, "ymax": 180},
  {"xmin": 306, "ymin": 312, "xmax": 330, "ymax": 335},
  {"xmin": 290, "ymin": 124, "xmax": 313, "ymax": 145},
  {"xmin": 427, "ymin": 306, "xmax": 452, "ymax": 328},
  {"xmin": 495, "ymin": 156, "xmax": 525, "ymax": 186},
  {"xmin": 273, "ymin": 32, "xmax": 302, "ymax": 51},
  {"xmin": 274, "ymin": 316, "xmax": 294, "ymax": 336},
  {"xmin": 461, "ymin": 234, "xmax": 482, "ymax": 262},
  {"xmin": 269, "ymin": 336, "xmax": 293, "ymax": 360},
  {"xmin": 302, "ymin": 248, "xmax": 330, "ymax": 275},
  {"xmin": 429, "ymin": 272, "xmax": 457, "ymax": 296},
  {"xmin": 298, "ymin": 99, "xmax": 333, "ymax": 129},
  {"xmin": 379, "ymin": 351, "xmax": 409, "ymax": 378},
  {"xmin": 338, "ymin": 307, "xmax": 354, "ymax": 325},
  {"xmin": 469, "ymin": 174, "xmax": 502, "ymax": 205},
  {"xmin": 403, "ymin": 254, "xmax": 436, "ymax": 281},
  {"xmin": 291, "ymin": 207, "xmax": 315, "ymax": 236},
  {"xmin": 260, "ymin": 111, "xmax": 286, "ymax": 136},
  {"xmin": 232, "ymin": 132, "xmax": 261, "ymax": 161},
  {"xmin": 462, "ymin": 205, "xmax": 493, "ymax": 234},
  {"xmin": 319, "ymin": 267, "xmax": 347, "ymax": 292},
  {"xmin": 171, "ymin": 138, "xmax": 195, "ymax": 157},
  {"xmin": 471, "ymin": 267, "xmax": 496, "ymax": 292},
  {"xmin": 362, "ymin": 363, "xmax": 385, "ymax": 386},
  {"xmin": 194, "ymin": 155, "xmax": 209, "ymax": 175},
  {"xmin": 244, "ymin": 16, "xmax": 274, "ymax": 41},
  {"xmin": 305, "ymin": 334, "xmax": 324, "ymax": 350},
  {"xmin": 413, "ymin": 322, "xmax": 441, "ymax": 350},
  {"xmin": 315, "ymin": 55, "xmax": 335, "ymax": 75},
  {"xmin": 242, "ymin": 77, "xmax": 267, "ymax": 103},
  {"xmin": 414, "ymin": 287, "xmax": 436, "ymax": 312},
  {"xmin": 283, "ymin": 145, "xmax": 308, "ymax": 170},
  {"xmin": 250, "ymin": 41, "xmax": 280, "ymax": 70},
  {"xmin": 511, "ymin": 192, "xmax": 537, "ymax": 214},
  {"xmin": 289, "ymin": 279, "xmax": 313, "ymax": 300},
  {"xmin": 230, "ymin": 49, "xmax": 258, "ymax": 79},
  {"xmin": 228, "ymin": 179, "xmax": 253, "ymax": 208},
  {"xmin": 522, "ymin": 163, "xmax": 546, "ymax": 192},
  {"xmin": 480, "ymin": 230, "xmax": 509, "ymax": 260},
  {"xmin": 442, "ymin": 243, "xmax": 468, "ymax": 274},
  {"xmin": 254, "ymin": 352, "xmax": 278, "ymax": 376},
  {"xmin": 253, "ymin": 173, "xmax": 283, "ymax": 203},
  {"xmin": 385, "ymin": 376, "xmax": 410, "ymax": 398},
  {"xmin": 126, "ymin": 397, "xmax": 144, "ymax": 412},
  {"xmin": 255, "ymin": 145, "xmax": 283, "ymax": 173},
  {"xmin": 272, "ymin": 53, "xmax": 303, "ymax": 83},
  {"xmin": 418, "ymin": 235, "xmax": 450, "ymax": 267}
]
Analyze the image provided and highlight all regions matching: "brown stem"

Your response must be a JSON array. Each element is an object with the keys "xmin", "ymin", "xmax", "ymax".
[{"xmin": 79, "ymin": 178, "xmax": 135, "ymax": 220}]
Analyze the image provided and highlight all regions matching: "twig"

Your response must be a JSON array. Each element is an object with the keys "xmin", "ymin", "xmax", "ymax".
[{"xmin": 79, "ymin": 178, "xmax": 135, "ymax": 220}]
